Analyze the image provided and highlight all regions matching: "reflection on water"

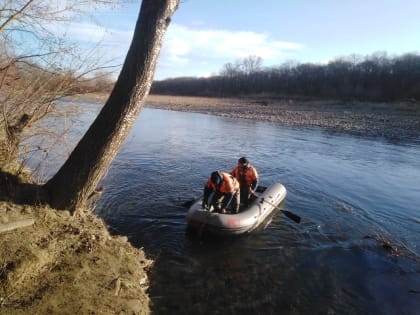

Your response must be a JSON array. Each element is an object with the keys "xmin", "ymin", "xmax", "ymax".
[{"xmin": 43, "ymin": 105, "xmax": 420, "ymax": 313}]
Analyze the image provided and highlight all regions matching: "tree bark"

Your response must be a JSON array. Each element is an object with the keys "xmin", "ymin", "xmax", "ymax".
[
  {"xmin": 44, "ymin": 0, "xmax": 179, "ymax": 212},
  {"xmin": 0, "ymin": 114, "xmax": 30, "ymax": 172}
]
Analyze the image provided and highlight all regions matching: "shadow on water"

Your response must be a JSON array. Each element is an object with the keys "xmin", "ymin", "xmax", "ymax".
[
  {"xmin": 142, "ymin": 226, "xmax": 419, "ymax": 314},
  {"xmin": 97, "ymin": 196, "xmax": 420, "ymax": 315}
]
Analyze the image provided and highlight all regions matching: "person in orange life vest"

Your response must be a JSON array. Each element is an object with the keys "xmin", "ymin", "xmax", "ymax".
[
  {"xmin": 202, "ymin": 171, "xmax": 240, "ymax": 213},
  {"xmin": 231, "ymin": 157, "xmax": 259, "ymax": 207}
]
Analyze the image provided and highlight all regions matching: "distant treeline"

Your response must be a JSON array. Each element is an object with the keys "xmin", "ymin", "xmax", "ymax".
[{"xmin": 151, "ymin": 53, "xmax": 420, "ymax": 101}]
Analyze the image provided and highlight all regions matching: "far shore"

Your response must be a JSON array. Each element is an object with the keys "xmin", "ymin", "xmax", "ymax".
[
  {"xmin": 145, "ymin": 94, "xmax": 420, "ymax": 140},
  {"xmin": 75, "ymin": 93, "xmax": 420, "ymax": 140}
]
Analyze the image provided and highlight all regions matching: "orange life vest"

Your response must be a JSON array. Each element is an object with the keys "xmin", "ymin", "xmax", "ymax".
[
  {"xmin": 206, "ymin": 172, "xmax": 239, "ymax": 193},
  {"xmin": 232, "ymin": 165, "xmax": 258, "ymax": 186}
]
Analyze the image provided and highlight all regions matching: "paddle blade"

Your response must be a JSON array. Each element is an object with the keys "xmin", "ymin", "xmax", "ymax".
[
  {"xmin": 181, "ymin": 199, "xmax": 195, "ymax": 208},
  {"xmin": 181, "ymin": 196, "xmax": 202, "ymax": 209},
  {"xmin": 282, "ymin": 210, "xmax": 301, "ymax": 223}
]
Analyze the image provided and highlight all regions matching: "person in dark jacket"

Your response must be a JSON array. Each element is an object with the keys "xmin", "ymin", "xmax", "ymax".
[{"xmin": 202, "ymin": 171, "xmax": 240, "ymax": 213}]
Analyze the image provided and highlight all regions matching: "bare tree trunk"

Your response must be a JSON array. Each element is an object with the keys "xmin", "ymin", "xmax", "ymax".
[
  {"xmin": 0, "ymin": 113, "xmax": 30, "ymax": 171},
  {"xmin": 44, "ymin": 0, "xmax": 179, "ymax": 212}
]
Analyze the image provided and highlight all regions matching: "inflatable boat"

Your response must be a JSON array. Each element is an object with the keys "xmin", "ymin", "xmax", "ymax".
[{"xmin": 186, "ymin": 183, "xmax": 287, "ymax": 236}]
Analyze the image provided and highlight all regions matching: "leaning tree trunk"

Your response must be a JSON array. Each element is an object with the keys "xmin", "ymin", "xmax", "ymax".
[{"xmin": 44, "ymin": 0, "xmax": 179, "ymax": 212}]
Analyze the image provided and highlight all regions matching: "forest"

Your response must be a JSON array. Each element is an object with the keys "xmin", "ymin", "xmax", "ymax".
[{"xmin": 151, "ymin": 53, "xmax": 420, "ymax": 102}]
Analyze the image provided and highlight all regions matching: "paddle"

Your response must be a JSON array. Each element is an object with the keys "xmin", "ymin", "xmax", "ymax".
[
  {"xmin": 252, "ymin": 191, "xmax": 301, "ymax": 223},
  {"xmin": 181, "ymin": 196, "xmax": 202, "ymax": 209}
]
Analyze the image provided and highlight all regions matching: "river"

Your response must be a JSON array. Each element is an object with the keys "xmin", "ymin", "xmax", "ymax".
[{"xmin": 39, "ymin": 102, "xmax": 420, "ymax": 314}]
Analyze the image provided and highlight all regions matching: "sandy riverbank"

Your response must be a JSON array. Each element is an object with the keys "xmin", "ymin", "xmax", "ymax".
[
  {"xmin": 0, "ymin": 173, "xmax": 152, "ymax": 314},
  {"xmin": 145, "ymin": 95, "xmax": 420, "ymax": 140}
]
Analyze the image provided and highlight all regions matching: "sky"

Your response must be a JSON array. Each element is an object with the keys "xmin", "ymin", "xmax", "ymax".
[{"xmin": 63, "ymin": 0, "xmax": 420, "ymax": 80}]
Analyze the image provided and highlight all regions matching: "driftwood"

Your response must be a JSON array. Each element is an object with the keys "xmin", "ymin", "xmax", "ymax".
[{"xmin": 0, "ymin": 218, "xmax": 35, "ymax": 233}]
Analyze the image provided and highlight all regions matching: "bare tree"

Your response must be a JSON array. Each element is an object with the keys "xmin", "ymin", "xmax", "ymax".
[
  {"xmin": 242, "ymin": 55, "xmax": 263, "ymax": 75},
  {"xmin": 220, "ymin": 62, "xmax": 242, "ymax": 78},
  {"xmin": 220, "ymin": 55, "xmax": 263, "ymax": 76},
  {"xmin": 0, "ymin": 0, "xmax": 125, "ymax": 173},
  {"xmin": 44, "ymin": 0, "xmax": 179, "ymax": 212}
]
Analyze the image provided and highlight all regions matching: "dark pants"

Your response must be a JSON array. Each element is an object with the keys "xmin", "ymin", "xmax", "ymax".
[{"xmin": 240, "ymin": 185, "xmax": 252, "ymax": 206}]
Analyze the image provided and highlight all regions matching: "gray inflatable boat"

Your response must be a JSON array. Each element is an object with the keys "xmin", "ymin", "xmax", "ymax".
[{"xmin": 186, "ymin": 183, "xmax": 287, "ymax": 236}]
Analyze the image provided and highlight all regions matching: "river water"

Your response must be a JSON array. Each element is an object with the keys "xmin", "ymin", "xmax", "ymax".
[{"xmin": 42, "ymin": 102, "xmax": 420, "ymax": 314}]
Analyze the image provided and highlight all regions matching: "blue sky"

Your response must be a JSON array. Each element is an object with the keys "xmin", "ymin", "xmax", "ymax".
[{"xmin": 64, "ymin": 0, "xmax": 420, "ymax": 80}]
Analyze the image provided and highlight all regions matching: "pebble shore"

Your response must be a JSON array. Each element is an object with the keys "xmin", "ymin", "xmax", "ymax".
[{"xmin": 146, "ymin": 95, "xmax": 420, "ymax": 141}]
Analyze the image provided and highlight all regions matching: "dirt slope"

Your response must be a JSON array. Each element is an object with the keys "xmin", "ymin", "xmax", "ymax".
[{"xmin": 0, "ymin": 201, "xmax": 152, "ymax": 314}]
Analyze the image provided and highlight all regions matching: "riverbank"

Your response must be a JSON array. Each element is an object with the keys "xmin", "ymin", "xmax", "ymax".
[
  {"xmin": 0, "ymin": 173, "xmax": 152, "ymax": 314},
  {"xmin": 145, "ymin": 95, "xmax": 420, "ymax": 140}
]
